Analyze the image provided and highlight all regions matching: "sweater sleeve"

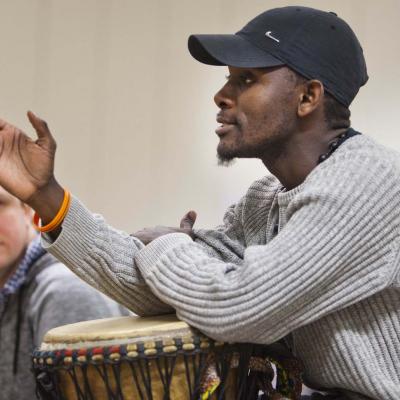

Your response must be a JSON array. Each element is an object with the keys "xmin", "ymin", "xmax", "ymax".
[
  {"xmin": 193, "ymin": 203, "xmax": 246, "ymax": 262},
  {"xmin": 29, "ymin": 263, "xmax": 131, "ymax": 346},
  {"xmin": 134, "ymin": 155, "xmax": 400, "ymax": 344},
  {"xmin": 193, "ymin": 175, "xmax": 280, "ymax": 261},
  {"xmin": 41, "ymin": 196, "xmax": 173, "ymax": 316}
]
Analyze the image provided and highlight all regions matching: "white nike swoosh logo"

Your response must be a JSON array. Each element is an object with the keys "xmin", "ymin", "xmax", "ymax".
[{"xmin": 265, "ymin": 31, "xmax": 280, "ymax": 43}]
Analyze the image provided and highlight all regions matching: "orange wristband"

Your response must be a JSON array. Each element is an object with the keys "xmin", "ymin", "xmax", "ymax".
[{"xmin": 33, "ymin": 189, "xmax": 71, "ymax": 233}]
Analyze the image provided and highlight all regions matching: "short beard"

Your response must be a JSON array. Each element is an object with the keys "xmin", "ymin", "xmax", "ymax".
[
  {"xmin": 216, "ymin": 123, "xmax": 293, "ymax": 167},
  {"xmin": 217, "ymin": 155, "xmax": 236, "ymax": 167}
]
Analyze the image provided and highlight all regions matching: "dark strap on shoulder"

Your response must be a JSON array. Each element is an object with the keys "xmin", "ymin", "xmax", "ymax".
[{"xmin": 318, "ymin": 128, "xmax": 361, "ymax": 164}]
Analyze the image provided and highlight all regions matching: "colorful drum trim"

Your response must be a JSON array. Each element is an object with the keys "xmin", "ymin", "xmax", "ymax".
[{"xmin": 33, "ymin": 334, "xmax": 223, "ymax": 366}]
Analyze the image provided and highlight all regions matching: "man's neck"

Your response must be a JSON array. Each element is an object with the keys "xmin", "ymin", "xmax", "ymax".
[{"xmin": 262, "ymin": 127, "xmax": 348, "ymax": 190}]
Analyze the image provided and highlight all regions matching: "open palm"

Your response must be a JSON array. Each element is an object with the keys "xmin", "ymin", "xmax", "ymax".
[{"xmin": 0, "ymin": 112, "xmax": 56, "ymax": 203}]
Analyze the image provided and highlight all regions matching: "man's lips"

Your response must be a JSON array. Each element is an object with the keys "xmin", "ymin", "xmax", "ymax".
[
  {"xmin": 216, "ymin": 115, "xmax": 237, "ymax": 136},
  {"xmin": 215, "ymin": 124, "xmax": 236, "ymax": 136}
]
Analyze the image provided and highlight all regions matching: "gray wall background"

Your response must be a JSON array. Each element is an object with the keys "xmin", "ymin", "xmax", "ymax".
[{"xmin": 0, "ymin": 0, "xmax": 398, "ymax": 231}]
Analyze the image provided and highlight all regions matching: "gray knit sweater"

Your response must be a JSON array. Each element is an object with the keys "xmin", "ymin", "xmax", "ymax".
[{"xmin": 42, "ymin": 134, "xmax": 400, "ymax": 400}]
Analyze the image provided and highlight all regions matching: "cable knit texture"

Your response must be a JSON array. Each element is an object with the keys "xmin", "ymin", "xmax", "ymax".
[{"xmin": 42, "ymin": 134, "xmax": 400, "ymax": 400}]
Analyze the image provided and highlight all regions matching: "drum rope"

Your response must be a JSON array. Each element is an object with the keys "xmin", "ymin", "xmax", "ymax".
[
  {"xmin": 81, "ymin": 364, "xmax": 95, "ymax": 400},
  {"xmin": 33, "ymin": 338, "xmax": 304, "ymax": 399},
  {"xmin": 128, "ymin": 361, "xmax": 146, "ymax": 400}
]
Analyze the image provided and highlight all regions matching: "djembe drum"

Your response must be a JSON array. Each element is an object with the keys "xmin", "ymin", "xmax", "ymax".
[{"xmin": 33, "ymin": 314, "xmax": 303, "ymax": 399}]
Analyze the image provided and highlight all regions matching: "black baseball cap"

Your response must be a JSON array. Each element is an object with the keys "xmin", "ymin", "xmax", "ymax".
[{"xmin": 188, "ymin": 6, "xmax": 368, "ymax": 107}]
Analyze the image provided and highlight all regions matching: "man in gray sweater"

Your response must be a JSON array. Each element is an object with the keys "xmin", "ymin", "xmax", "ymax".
[
  {"xmin": 0, "ymin": 6, "xmax": 397, "ymax": 400},
  {"xmin": 0, "ymin": 185, "xmax": 129, "ymax": 400}
]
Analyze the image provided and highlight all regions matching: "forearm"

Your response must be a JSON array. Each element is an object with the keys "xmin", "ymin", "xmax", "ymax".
[
  {"xmin": 42, "ymin": 196, "xmax": 172, "ymax": 316},
  {"xmin": 136, "ymin": 233, "xmax": 395, "ymax": 344},
  {"xmin": 135, "ymin": 177, "xmax": 400, "ymax": 344}
]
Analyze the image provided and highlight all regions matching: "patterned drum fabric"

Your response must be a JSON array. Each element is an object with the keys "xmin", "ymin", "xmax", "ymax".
[{"xmin": 32, "ymin": 314, "xmax": 303, "ymax": 399}]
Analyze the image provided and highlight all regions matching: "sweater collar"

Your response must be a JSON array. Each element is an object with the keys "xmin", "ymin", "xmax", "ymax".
[{"xmin": 0, "ymin": 236, "xmax": 45, "ymax": 303}]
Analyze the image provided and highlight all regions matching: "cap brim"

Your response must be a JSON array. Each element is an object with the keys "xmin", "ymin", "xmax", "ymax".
[{"xmin": 188, "ymin": 34, "xmax": 284, "ymax": 68}]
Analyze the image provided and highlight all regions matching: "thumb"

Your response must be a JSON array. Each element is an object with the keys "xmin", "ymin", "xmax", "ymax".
[
  {"xmin": 180, "ymin": 210, "xmax": 197, "ymax": 229},
  {"xmin": 27, "ymin": 111, "xmax": 55, "ymax": 146}
]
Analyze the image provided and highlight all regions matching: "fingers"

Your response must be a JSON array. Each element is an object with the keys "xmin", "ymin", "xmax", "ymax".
[
  {"xmin": 27, "ymin": 111, "xmax": 55, "ymax": 145},
  {"xmin": 180, "ymin": 210, "xmax": 197, "ymax": 229}
]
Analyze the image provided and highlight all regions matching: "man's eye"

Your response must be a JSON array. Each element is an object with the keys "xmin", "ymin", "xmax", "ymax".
[
  {"xmin": 240, "ymin": 75, "xmax": 254, "ymax": 84},
  {"xmin": 224, "ymin": 74, "xmax": 254, "ymax": 86}
]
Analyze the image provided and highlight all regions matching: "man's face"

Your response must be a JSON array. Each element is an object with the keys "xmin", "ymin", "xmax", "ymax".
[
  {"xmin": 0, "ymin": 186, "xmax": 32, "ymax": 274},
  {"xmin": 214, "ymin": 66, "xmax": 300, "ymax": 164}
]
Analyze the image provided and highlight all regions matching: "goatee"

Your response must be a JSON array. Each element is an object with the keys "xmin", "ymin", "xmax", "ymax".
[{"xmin": 217, "ymin": 154, "xmax": 236, "ymax": 167}]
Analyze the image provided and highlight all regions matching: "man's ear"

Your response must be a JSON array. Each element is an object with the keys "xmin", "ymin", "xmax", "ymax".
[{"xmin": 297, "ymin": 80, "xmax": 324, "ymax": 118}]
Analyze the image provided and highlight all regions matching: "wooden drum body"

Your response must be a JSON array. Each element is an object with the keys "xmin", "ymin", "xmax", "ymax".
[{"xmin": 33, "ymin": 315, "xmax": 303, "ymax": 399}]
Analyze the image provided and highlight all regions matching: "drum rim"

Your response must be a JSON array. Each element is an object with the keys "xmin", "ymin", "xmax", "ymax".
[
  {"xmin": 34, "ymin": 314, "xmax": 230, "ymax": 368},
  {"xmin": 41, "ymin": 315, "xmax": 198, "ymax": 347},
  {"xmin": 33, "ymin": 335, "xmax": 228, "ymax": 369}
]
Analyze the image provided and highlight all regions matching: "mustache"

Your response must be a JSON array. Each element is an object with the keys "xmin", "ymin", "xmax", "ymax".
[{"xmin": 216, "ymin": 113, "xmax": 238, "ymax": 125}]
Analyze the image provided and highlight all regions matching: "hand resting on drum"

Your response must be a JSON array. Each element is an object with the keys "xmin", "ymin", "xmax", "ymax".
[{"xmin": 131, "ymin": 210, "xmax": 197, "ymax": 245}]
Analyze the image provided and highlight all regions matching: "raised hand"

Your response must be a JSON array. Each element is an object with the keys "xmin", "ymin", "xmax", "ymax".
[
  {"xmin": 0, "ymin": 112, "xmax": 64, "ymax": 231},
  {"xmin": 0, "ymin": 111, "xmax": 57, "ymax": 203},
  {"xmin": 131, "ymin": 211, "xmax": 197, "ymax": 245}
]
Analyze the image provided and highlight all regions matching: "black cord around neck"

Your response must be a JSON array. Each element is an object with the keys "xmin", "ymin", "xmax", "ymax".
[{"xmin": 318, "ymin": 128, "xmax": 361, "ymax": 164}]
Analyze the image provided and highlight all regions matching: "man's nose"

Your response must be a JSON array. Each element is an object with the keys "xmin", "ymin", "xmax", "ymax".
[{"xmin": 214, "ymin": 83, "xmax": 234, "ymax": 109}]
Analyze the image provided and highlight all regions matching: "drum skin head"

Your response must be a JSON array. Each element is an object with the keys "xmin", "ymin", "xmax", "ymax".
[{"xmin": 40, "ymin": 314, "xmax": 197, "ymax": 350}]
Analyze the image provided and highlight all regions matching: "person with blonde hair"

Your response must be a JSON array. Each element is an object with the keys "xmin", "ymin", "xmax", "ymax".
[{"xmin": 0, "ymin": 185, "xmax": 129, "ymax": 400}]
